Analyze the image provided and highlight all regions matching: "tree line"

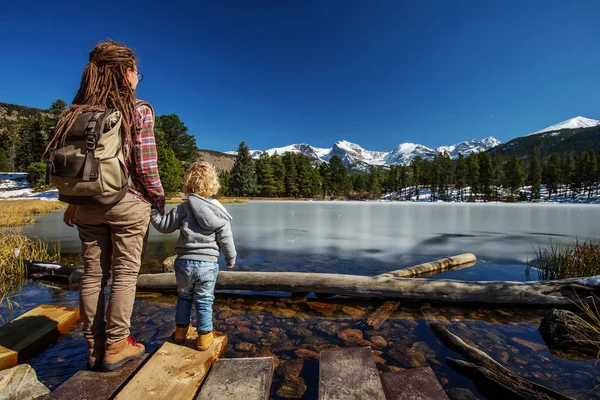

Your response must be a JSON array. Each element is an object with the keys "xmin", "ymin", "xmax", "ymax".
[
  {"xmin": 0, "ymin": 99, "xmax": 198, "ymax": 196},
  {"xmin": 222, "ymin": 141, "xmax": 600, "ymax": 202}
]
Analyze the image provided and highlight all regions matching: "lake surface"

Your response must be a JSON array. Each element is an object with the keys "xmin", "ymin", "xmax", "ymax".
[
  {"xmin": 9, "ymin": 201, "xmax": 600, "ymax": 280},
  {"xmin": 4, "ymin": 201, "xmax": 600, "ymax": 399}
]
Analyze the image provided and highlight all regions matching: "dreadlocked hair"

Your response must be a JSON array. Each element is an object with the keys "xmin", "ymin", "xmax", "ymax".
[{"xmin": 46, "ymin": 41, "xmax": 138, "ymax": 162}]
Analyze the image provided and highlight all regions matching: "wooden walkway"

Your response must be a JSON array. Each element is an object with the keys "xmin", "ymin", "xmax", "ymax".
[
  {"xmin": 47, "ymin": 344, "xmax": 446, "ymax": 399},
  {"xmin": 2, "ymin": 304, "xmax": 449, "ymax": 399}
]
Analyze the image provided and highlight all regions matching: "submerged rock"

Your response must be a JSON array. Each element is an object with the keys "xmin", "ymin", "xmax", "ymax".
[
  {"xmin": 539, "ymin": 309, "xmax": 600, "ymax": 360},
  {"xmin": 0, "ymin": 364, "xmax": 49, "ymax": 400}
]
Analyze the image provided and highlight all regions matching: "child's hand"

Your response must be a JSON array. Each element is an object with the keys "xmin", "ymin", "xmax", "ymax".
[{"xmin": 227, "ymin": 264, "xmax": 235, "ymax": 269}]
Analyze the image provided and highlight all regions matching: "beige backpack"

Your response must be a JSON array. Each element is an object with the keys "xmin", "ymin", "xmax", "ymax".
[{"xmin": 47, "ymin": 100, "xmax": 152, "ymax": 205}]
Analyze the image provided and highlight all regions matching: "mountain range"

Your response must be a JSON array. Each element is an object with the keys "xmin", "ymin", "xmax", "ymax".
[
  {"xmin": 230, "ymin": 137, "xmax": 502, "ymax": 172},
  {"xmin": 227, "ymin": 116, "xmax": 600, "ymax": 172}
]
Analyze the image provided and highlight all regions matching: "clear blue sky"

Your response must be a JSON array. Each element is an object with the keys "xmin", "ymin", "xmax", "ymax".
[{"xmin": 2, "ymin": 0, "xmax": 600, "ymax": 152}]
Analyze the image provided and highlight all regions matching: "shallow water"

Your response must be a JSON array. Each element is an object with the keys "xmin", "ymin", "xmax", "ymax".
[{"xmin": 6, "ymin": 282, "xmax": 600, "ymax": 399}]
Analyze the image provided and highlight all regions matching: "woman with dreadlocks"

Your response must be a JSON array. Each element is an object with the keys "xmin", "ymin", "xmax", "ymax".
[{"xmin": 55, "ymin": 41, "xmax": 165, "ymax": 371}]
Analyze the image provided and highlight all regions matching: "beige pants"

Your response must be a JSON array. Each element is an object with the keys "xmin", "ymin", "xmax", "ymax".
[{"xmin": 76, "ymin": 192, "xmax": 151, "ymax": 344}]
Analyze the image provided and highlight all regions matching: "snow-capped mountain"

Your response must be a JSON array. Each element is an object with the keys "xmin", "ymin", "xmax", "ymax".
[
  {"xmin": 325, "ymin": 140, "xmax": 388, "ymax": 171},
  {"xmin": 436, "ymin": 136, "xmax": 502, "ymax": 159},
  {"xmin": 529, "ymin": 116, "xmax": 600, "ymax": 136},
  {"xmin": 384, "ymin": 143, "xmax": 435, "ymax": 165},
  {"xmin": 236, "ymin": 137, "xmax": 501, "ymax": 171}
]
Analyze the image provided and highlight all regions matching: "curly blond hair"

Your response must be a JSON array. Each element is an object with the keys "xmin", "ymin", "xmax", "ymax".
[{"xmin": 183, "ymin": 162, "xmax": 221, "ymax": 197}]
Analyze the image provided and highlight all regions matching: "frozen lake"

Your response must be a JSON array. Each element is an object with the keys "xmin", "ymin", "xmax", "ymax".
[{"xmin": 9, "ymin": 201, "xmax": 600, "ymax": 280}]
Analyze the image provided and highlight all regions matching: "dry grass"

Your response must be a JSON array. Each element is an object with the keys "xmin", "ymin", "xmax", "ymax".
[
  {"xmin": 0, "ymin": 200, "xmax": 66, "ymax": 227},
  {"xmin": 527, "ymin": 239, "xmax": 600, "ymax": 280},
  {"xmin": 0, "ymin": 232, "xmax": 61, "ymax": 319}
]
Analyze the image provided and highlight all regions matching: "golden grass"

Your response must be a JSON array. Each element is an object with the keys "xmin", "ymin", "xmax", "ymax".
[
  {"xmin": 0, "ymin": 200, "xmax": 66, "ymax": 227},
  {"xmin": 0, "ymin": 232, "xmax": 61, "ymax": 319}
]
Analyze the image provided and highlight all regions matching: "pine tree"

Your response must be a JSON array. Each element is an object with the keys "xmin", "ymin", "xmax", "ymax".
[
  {"xmin": 49, "ymin": 99, "xmax": 67, "ymax": 115},
  {"xmin": 544, "ymin": 153, "xmax": 561, "ymax": 197},
  {"xmin": 154, "ymin": 129, "xmax": 185, "ymax": 196},
  {"xmin": 528, "ymin": 151, "xmax": 542, "ymax": 200},
  {"xmin": 319, "ymin": 162, "xmax": 331, "ymax": 197},
  {"xmin": 466, "ymin": 153, "xmax": 479, "ymax": 201},
  {"xmin": 282, "ymin": 152, "xmax": 299, "ymax": 197},
  {"xmin": 478, "ymin": 152, "xmax": 493, "ymax": 201},
  {"xmin": 15, "ymin": 117, "xmax": 52, "ymax": 171},
  {"xmin": 506, "ymin": 153, "xmax": 524, "ymax": 200},
  {"xmin": 438, "ymin": 152, "xmax": 453, "ymax": 201},
  {"xmin": 296, "ymin": 155, "xmax": 315, "ymax": 197},
  {"xmin": 492, "ymin": 153, "xmax": 504, "ymax": 201},
  {"xmin": 255, "ymin": 152, "xmax": 276, "ymax": 196},
  {"xmin": 155, "ymin": 114, "xmax": 198, "ymax": 163},
  {"xmin": 430, "ymin": 155, "xmax": 440, "ymax": 201},
  {"xmin": 218, "ymin": 170, "xmax": 230, "ymax": 196},
  {"xmin": 270, "ymin": 153, "xmax": 285, "ymax": 197},
  {"xmin": 563, "ymin": 154, "xmax": 576, "ymax": 199},
  {"xmin": 368, "ymin": 166, "xmax": 384, "ymax": 199},
  {"xmin": 0, "ymin": 149, "xmax": 11, "ymax": 172},
  {"xmin": 455, "ymin": 153, "xmax": 467, "ymax": 201},
  {"xmin": 411, "ymin": 156, "xmax": 423, "ymax": 200},
  {"xmin": 230, "ymin": 141, "xmax": 257, "ymax": 196},
  {"xmin": 328, "ymin": 155, "xmax": 349, "ymax": 197}
]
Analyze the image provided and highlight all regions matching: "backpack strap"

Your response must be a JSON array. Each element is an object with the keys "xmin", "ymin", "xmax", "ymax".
[{"xmin": 82, "ymin": 110, "xmax": 106, "ymax": 181}]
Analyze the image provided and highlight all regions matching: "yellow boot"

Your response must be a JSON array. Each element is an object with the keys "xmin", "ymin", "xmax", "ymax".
[
  {"xmin": 196, "ymin": 331, "xmax": 214, "ymax": 351},
  {"xmin": 172, "ymin": 325, "xmax": 189, "ymax": 344}
]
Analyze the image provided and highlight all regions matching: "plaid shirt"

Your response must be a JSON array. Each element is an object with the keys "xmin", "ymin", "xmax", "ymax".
[{"xmin": 128, "ymin": 103, "xmax": 165, "ymax": 213}]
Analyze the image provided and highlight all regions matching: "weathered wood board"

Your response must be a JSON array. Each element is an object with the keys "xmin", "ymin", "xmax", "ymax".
[
  {"xmin": 43, "ymin": 355, "xmax": 148, "ymax": 400},
  {"xmin": 380, "ymin": 366, "xmax": 449, "ymax": 400},
  {"xmin": 114, "ymin": 331, "xmax": 227, "ymax": 400},
  {"xmin": 196, "ymin": 357, "xmax": 274, "ymax": 400},
  {"xmin": 319, "ymin": 347, "xmax": 386, "ymax": 400},
  {"xmin": 0, "ymin": 305, "xmax": 80, "ymax": 371},
  {"xmin": 366, "ymin": 301, "xmax": 400, "ymax": 329}
]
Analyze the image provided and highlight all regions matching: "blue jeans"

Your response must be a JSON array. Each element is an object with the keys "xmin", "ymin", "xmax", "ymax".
[{"xmin": 174, "ymin": 259, "xmax": 219, "ymax": 333}]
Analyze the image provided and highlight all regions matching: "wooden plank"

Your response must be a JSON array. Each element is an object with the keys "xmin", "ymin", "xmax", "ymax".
[
  {"xmin": 0, "ymin": 305, "xmax": 80, "ymax": 371},
  {"xmin": 43, "ymin": 354, "xmax": 148, "ymax": 400},
  {"xmin": 196, "ymin": 357, "xmax": 274, "ymax": 400},
  {"xmin": 366, "ymin": 301, "xmax": 400, "ymax": 329},
  {"xmin": 114, "ymin": 330, "xmax": 227, "ymax": 400},
  {"xmin": 380, "ymin": 367, "xmax": 449, "ymax": 400},
  {"xmin": 319, "ymin": 347, "xmax": 386, "ymax": 400}
]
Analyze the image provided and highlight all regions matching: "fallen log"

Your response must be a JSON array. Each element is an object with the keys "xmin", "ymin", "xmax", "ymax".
[
  {"xmin": 24, "ymin": 261, "xmax": 83, "ymax": 284},
  {"xmin": 431, "ymin": 322, "xmax": 573, "ymax": 400},
  {"xmin": 365, "ymin": 301, "xmax": 400, "ymax": 329},
  {"xmin": 376, "ymin": 253, "xmax": 477, "ymax": 278},
  {"xmin": 137, "ymin": 271, "xmax": 599, "ymax": 307}
]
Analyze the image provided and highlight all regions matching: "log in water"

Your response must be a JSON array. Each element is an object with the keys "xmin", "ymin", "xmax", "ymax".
[{"xmin": 137, "ymin": 271, "xmax": 597, "ymax": 307}]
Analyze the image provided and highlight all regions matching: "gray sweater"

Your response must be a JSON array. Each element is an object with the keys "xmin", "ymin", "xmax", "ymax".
[{"xmin": 150, "ymin": 194, "xmax": 237, "ymax": 265}]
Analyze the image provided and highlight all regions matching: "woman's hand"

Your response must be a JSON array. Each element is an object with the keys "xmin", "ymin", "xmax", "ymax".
[{"xmin": 63, "ymin": 204, "xmax": 78, "ymax": 227}]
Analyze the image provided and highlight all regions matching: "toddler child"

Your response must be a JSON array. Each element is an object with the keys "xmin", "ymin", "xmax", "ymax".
[{"xmin": 151, "ymin": 162, "xmax": 236, "ymax": 350}]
